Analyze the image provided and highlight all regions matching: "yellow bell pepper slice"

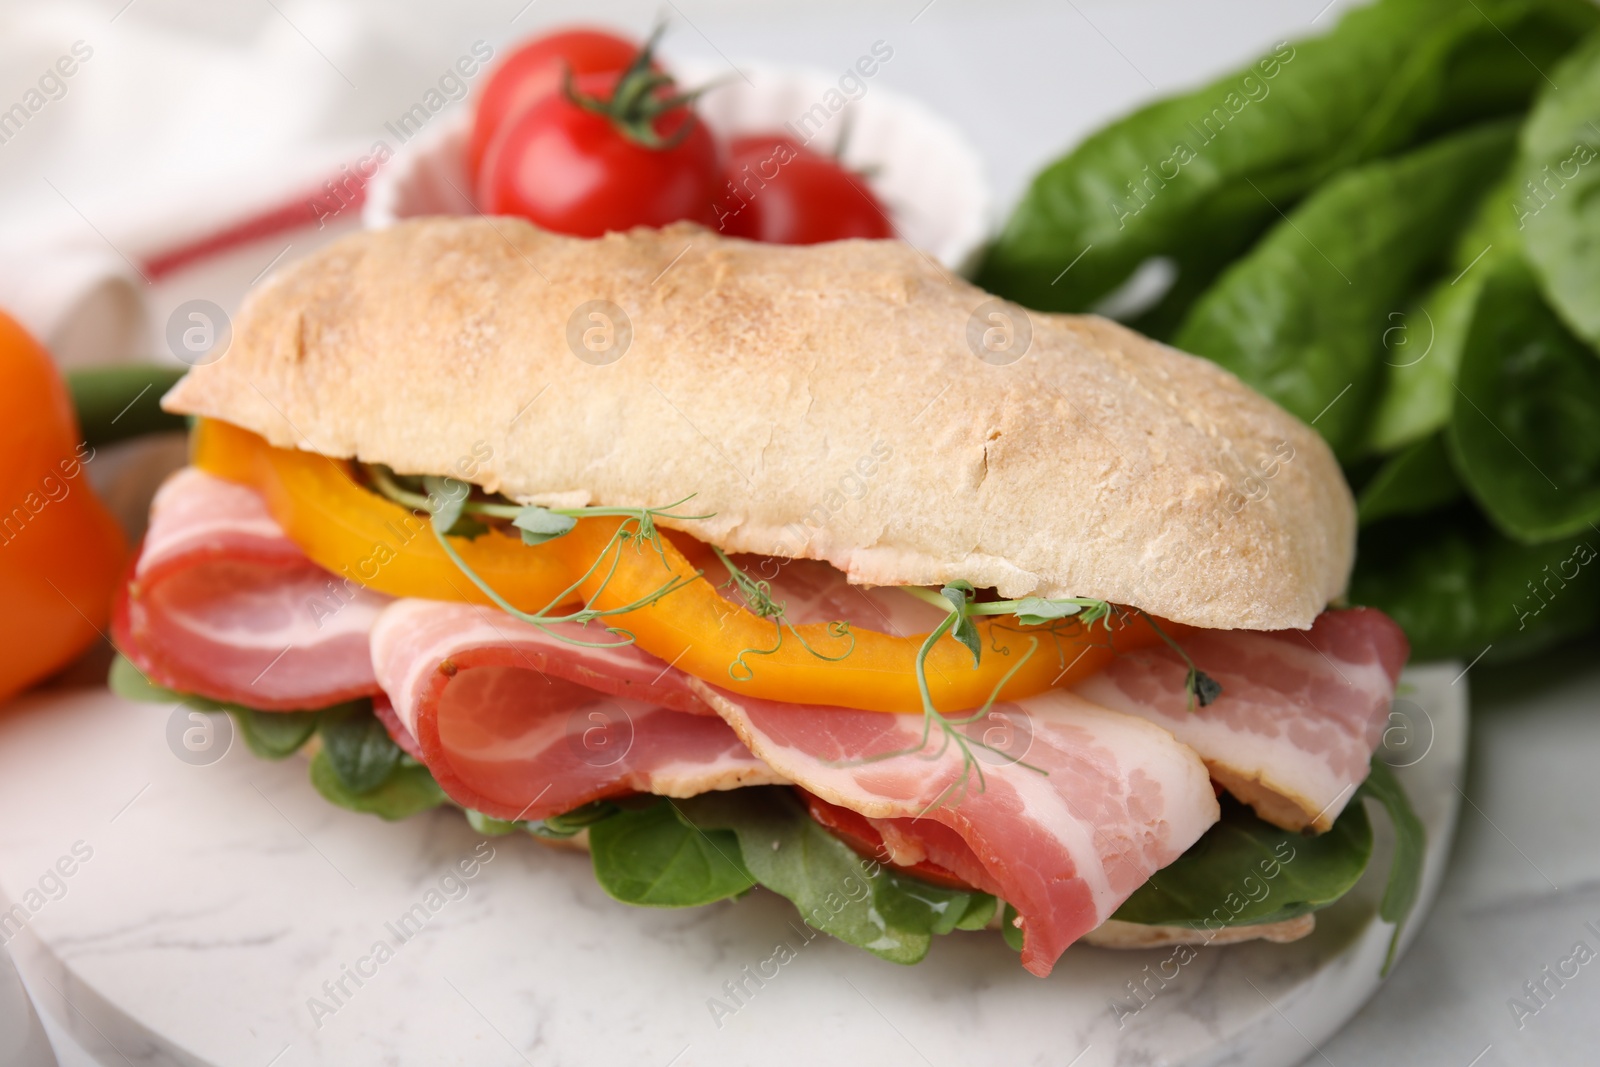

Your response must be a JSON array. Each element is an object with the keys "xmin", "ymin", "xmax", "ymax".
[{"xmin": 191, "ymin": 419, "xmax": 1154, "ymax": 712}]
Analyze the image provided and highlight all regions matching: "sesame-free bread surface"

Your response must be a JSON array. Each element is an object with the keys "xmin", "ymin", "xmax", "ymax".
[{"xmin": 162, "ymin": 218, "xmax": 1353, "ymax": 630}]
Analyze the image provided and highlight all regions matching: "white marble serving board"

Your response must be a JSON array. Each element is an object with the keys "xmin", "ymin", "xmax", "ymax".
[{"xmin": 0, "ymin": 666, "xmax": 1464, "ymax": 1067}]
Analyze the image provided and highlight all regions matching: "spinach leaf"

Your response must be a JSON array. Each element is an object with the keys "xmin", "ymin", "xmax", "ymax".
[
  {"xmin": 1000, "ymin": 903, "xmax": 1024, "ymax": 952},
  {"xmin": 1112, "ymin": 795, "xmax": 1372, "ymax": 928},
  {"xmin": 588, "ymin": 800, "xmax": 753, "ymax": 908},
  {"xmin": 465, "ymin": 810, "xmax": 527, "ymax": 836},
  {"xmin": 1449, "ymin": 257, "xmax": 1600, "ymax": 541},
  {"xmin": 318, "ymin": 702, "xmax": 401, "ymax": 794},
  {"xmin": 1519, "ymin": 29, "xmax": 1600, "ymax": 347},
  {"xmin": 533, "ymin": 800, "xmax": 620, "ymax": 839},
  {"xmin": 233, "ymin": 709, "xmax": 320, "ymax": 760},
  {"xmin": 678, "ymin": 788, "xmax": 939, "ymax": 964},
  {"xmin": 953, "ymin": 892, "xmax": 998, "ymax": 931},
  {"xmin": 976, "ymin": 0, "xmax": 1598, "ymax": 327},
  {"xmin": 109, "ymin": 654, "xmax": 319, "ymax": 759},
  {"xmin": 1357, "ymin": 760, "xmax": 1426, "ymax": 975},
  {"xmin": 109, "ymin": 653, "xmax": 225, "ymax": 708},
  {"xmin": 1350, "ymin": 504, "xmax": 1600, "ymax": 662},
  {"xmin": 309, "ymin": 750, "xmax": 448, "ymax": 821},
  {"xmin": 1362, "ymin": 175, "xmax": 1524, "ymax": 454},
  {"xmin": 1358, "ymin": 434, "xmax": 1463, "ymax": 526},
  {"xmin": 1174, "ymin": 120, "xmax": 1519, "ymax": 453}
]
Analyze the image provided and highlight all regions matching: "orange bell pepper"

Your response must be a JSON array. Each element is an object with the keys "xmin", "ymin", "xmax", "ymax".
[
  {"xmin": 193, "ymin": 419, "xmax": 1157, "ymax": 712},
  {"xmin": 192, "ymin": 417, "xmax": 581, "ymax": 609},
  {"xmin": 0, "ymin": 311, "xmax": 128, "ymax": 703}
]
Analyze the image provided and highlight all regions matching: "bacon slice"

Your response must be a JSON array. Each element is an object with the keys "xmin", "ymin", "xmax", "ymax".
[
  {"xmin": 688, "ymin": 680, "xmax": 1219, "ymax": 977},
  {"xmin": 115, "ymin": 469, "xmax": 388, "ymax": 710},
  {"xmin": 706, "ymin": 553, "xmax": 951, "ymax": 636},
  {"xmin": 369, "ymin": 599, "xmax": 787, "ymax": 821},
  {"xmin": 1073, "ymin": 608, "xmax": 1408, "ymax": 831}
]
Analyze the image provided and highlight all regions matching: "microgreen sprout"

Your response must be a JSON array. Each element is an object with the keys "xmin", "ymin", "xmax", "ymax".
[
  {"xmin": 864, "ymin": 584, "xmax": 1222, "ymax": 814},
  {"xmin": 710, "ymin": 547, "xmax": 855, "ymax": 680},
  {"xmin": 366, "ymin": 465, "xmax": 710, "ymax": 649}
]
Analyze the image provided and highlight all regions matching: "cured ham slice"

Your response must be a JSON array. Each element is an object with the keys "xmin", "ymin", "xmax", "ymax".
[
  {"xmin": 689, "ymin": 680, "xmax": 1219, "ymax": 977},
  {"xmin": 115, "ymin": 468, "xmax": 388, "ymax": 710},
  {"xmin": 369, "ymin": 599, "xmax": 787, "ymax": 821},
  {"xmin": 1073, "ymin": 607, "xmax": 1408, "ymax": 831}
]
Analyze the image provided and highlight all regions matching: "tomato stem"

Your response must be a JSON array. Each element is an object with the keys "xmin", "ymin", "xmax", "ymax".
[{"xmin": 562, "ymin": 23, "xmax": 709, "ymax": 151}]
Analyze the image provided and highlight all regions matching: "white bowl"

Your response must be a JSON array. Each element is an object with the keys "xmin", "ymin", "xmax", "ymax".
[{"xmin": 362, "ymin": 60, "xmax": 991, "ymax": 274}]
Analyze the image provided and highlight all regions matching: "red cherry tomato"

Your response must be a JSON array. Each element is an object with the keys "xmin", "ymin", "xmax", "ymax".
[
  {"xmin": 715, "ymin": 134, "xmax": 893, "ymax": 245},
  {"xmin": 478, "ymin": 70, "xmax": 719, "ymax": 237},
  {"xmin": 468, "ymin": 28, "xmax": 641, "ymax": 184}
]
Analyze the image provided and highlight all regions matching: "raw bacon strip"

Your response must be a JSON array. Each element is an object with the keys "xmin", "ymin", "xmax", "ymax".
[
  {"xmin": 705, "ymin": 554, "xmax": 951, "ymax": 636},
  {"xmin": 690, "ymin": 681, "xmax": 1219, "ymax": 977},
  {"xmin": 373, "ymin": 693, "xmax": 423, "ymax": 761},
  {"xmin": 116, "ymin": 468, "xmax": 388, "ymax": 710},
  {"xmin": 1073, "ymin": 607, "xmax": 1408, "ymax": 831},
  {"xmin": 369, "ymin": 599, "xmax": 787, "ymax": 822}
]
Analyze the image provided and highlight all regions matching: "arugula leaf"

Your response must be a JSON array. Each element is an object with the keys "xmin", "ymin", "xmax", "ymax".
[
  {"xmin": 976, "ymin": 0, "xmax": 1598, "ymax": 329},
  {"xmin": 1174, "ymin": 120, "xmax": 1520, "ymax": 454},
  {"xmin": 110, "ymin": 654, "xmax": 319, "ymax": 759},
  {"xmin": 1113, "ymin": 794, "xmax": 1372, "ymax": 928},
  {"xmin": 512, "ymin": 505, "xmax": 578, "ymax": 545},
  {"xmin": 1519, "ymin": 28, "xmax": 1600, "ymax": 348},
  {"xmin": 318, "ymin": 702, "xmax": 401, "ymax": 795},
  {"xmin": 1449, "ymin": 256, "xmax": 1600, "ymax": 542},
  {"xmin": 1357, "ymin": 760, "xmax": 1426, "ymax": 975},
  {"xmin": 1357, "ymin": 434, "xmax": 1463, "ymax": 526},
  {"xmin": 308, "ymin": 751, "xmax": 447, "ymax": 820},
  {"xmin": 1350, "ymin": 504, "xmax": 1600, "ymax": 662},
  {"xmin": 588, "ymin": 799, "xmax": 753, "ymax": 907}
]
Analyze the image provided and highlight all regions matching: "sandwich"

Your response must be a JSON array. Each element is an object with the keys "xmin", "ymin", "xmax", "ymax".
[{"xmin": 111, "ymin": 217, "xmax": 1420, "ymax": 978}]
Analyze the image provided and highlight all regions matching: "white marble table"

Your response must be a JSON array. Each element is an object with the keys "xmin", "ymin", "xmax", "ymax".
[{"xmin": 0, "ymin": 662, "xmax": 1460, "ymax": 1067}]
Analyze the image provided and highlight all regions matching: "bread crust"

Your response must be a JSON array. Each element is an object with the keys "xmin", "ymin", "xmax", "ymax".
[{"xmin": 163, "ymin": 218, "xmax": 1353, "ymax": 629}]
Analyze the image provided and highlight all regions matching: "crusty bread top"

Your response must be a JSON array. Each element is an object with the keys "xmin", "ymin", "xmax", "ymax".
[{"xmin": 162, "ymin": 218, "xmax": 1353, "ymax": 630}]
